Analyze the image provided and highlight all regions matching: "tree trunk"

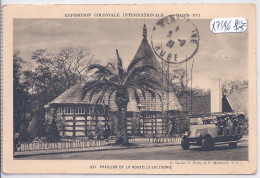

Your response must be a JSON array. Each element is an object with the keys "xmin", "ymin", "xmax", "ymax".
[{"xmin": 116, "ymin": 104, "xmax": 129, "ymax": 145}]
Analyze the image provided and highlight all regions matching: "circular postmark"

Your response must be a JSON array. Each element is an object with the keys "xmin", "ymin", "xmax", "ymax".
[{"xmin": 151, "ymin": 15, "xmax": 200, "ymax": 64}]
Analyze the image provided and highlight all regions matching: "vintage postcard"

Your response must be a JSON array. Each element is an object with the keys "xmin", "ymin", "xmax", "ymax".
[{"xmin": 2, "ymin": 4, "xmax": 256, "ymax": 174}]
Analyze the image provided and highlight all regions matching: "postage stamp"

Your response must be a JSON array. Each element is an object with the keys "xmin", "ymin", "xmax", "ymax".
[{"xmin": 1, "ymin": 4, "xmax": 257, "ymax": 174}]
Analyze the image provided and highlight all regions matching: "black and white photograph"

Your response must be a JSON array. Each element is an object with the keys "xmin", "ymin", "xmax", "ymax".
[{"xmin": 13, "ymin": 17, "xmax": 249, "ymax": 160}]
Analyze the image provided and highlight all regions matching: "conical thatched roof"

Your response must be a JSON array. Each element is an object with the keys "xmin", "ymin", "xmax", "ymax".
[
  {"xmin": 132, "ymin": 37, "xmax": 164, "ymax": 84},
  {"xmin": 131, "ymin": 26, "xmax": 182, "ymax": 111},
  {"xmin": 48, "ymin": 25, "xmax": 182, "ymax": 112}
]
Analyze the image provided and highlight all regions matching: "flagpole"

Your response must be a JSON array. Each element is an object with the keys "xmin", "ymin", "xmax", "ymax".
[
  {"xmin": 161, "ymin": 43, "xmax": 165, "ymax": 134},
  {"xmin": 191, "ymin": 57, "xmax": 195, "ymax": 114},
  {"xmin": 185, "ymin": 56, "xmax": 188, "ymax": 110}
]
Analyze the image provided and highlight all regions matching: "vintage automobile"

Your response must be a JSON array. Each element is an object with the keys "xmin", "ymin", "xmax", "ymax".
[{"xmin": 181, "ymin": 112, "xmax": 245, "ymax": 150}]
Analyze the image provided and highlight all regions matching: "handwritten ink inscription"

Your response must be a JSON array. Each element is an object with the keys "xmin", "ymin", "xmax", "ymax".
[{"xmin": 210, "ymin": 17, "xmax": 247, "ymax": 33}]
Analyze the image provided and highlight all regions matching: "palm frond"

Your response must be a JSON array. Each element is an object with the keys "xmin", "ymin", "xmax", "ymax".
[
  {"xmin": 135, "ymin": 75, "xmax": 161, "ymax": 87},
  {"xmin": 82, "ymin": 80, "xmax": 103, "ymax": 100},
  {"xmin": 103, "ymin": 76, "xmax": 121, "ymax": 89},
  {"xmin": 126, "ymin": 57, "xmax": 148, "ymax": 73},
  {"xmin": 116, "ymin": 49, "xmax": 124, "ymax": 76},
  {"xmin": 83, "ymin": 80, "xmax": 100, "ymax": 90},
  {"xmin": 130, "ymin": 77, "xmax": 161, "ymax": 92},
  {"xmin": 88, "ymin": 86, "xmax": 102, "ymax": 102},
  {"xmin": 92, "ymin": 88, "xmax": 108, "ymax": 111},
  {"xmin": 107, "ymin": 88, "xmax": 116, "ymax": 109},
  {"xmin": 125, "ymin": 65, "xmax": 157, "ymax": 84},
  {"xmin": 143, "ymin": 78, "xmax": 161, "ymax": 88},
  {"xmin": 138, "ymin": 87, "xmax": 146, "ymax": 99},
  {"xmin": 107, "ymin": 62, "xmax": 116, "ymax": 69},
  {"xmin": 133, "ymin": 89, "xmax": 140, "ymax": 104},
  {"xmin": 93, "ymin": 95, "xmax": 102, "ymax": 109},
  {"xmin": 141, "ymin": 86, "xmax": 157, "ymax": 98},
  {"xmin": 137, "ymin": 81, "xmax": 158, "ymax": 92},
  {"xmin": 88, "ymin": 64, "xmax": 116, "ymax": 76}
]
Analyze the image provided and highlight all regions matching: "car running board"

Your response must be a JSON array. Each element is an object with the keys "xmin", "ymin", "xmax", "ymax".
[{"xmin": 214, "ymin": 140, "xmax": 242, "ymax": 145}]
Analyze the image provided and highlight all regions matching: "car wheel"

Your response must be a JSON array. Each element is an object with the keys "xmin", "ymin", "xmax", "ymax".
[
  {"xmin": 181, "ymin": 138, "xmax": 190, "ymax": 150},
  {"xmin": 201, "ymin": 136, "xmax": 214, "ymax": 150},
  {"xmin": 229, "ymin": 142, "xmax": 237, "ymax": 149}
]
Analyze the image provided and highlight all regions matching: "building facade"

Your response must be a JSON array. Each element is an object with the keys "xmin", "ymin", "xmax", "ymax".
[{"xmin": 45, "ymin": 25, "xmax": 184, "ymax": 138}]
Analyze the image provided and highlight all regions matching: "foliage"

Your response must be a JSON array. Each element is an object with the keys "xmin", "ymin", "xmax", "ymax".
[
  {"xmin": 178, "ymin": 117, "xmax": 190, "ymax": 135},
  {"xmin": 95, "ymin": 123, "xmax": 105, "ymax": 140},
  {"xmin": 46, "ymin": 119, "xmax": 60, "ymax": 142},
  {"xmin": 28, "ymin": 116, "xmax": 46, "ymax": 138},
  {"xmin": 18, "ymin": 123, "xmax": 31, "ymax": 141},
  {"xmin": 242, "ymin": 118, "xmax": 248, "ymax": 135},
  {"xmin": 222, "ymin": 79, "xmax": 248, "ymax": 96},
  {"xmin": 170, "ymin": 68, "xmax": 189, "ymax": 97},
  {"xmin": 82, "ymin": 49, "xmax": 161, "ymax": 145},
  {"xmin": 55, "ymin": 113, "xmax": 66, "ymax": 137},
  {"xmin": 170, "ymin": 68, "xmax": 210, "ymax": 97},
  {"xmin": 170, "ymin": 68, "xmax": 247, "ymax": 98},
  {"xmin": 86, "ymin": 126, "xmax": 95, "ymax": 140},
  {"xmin": 13, "ymin": 52, "xmax": 29, "ymax": 132},
  {"xmin": 13, "ymin": 47, "xmax": 96, "ymax": 133},
  {"xmin": 56, "ymin": 47, "xmax": 94, "ymax": 83}
]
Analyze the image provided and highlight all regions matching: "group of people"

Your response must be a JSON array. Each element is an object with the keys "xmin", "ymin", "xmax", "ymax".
[{"xmin": 217, "ymin": 114, "xmax": 244, "ymax": 136}]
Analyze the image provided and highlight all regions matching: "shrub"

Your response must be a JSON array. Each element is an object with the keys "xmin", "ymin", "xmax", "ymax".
[
  {"xmin": 19, "ymin": 123, "xmax": 31, "ymax": 141},
  {"xmin": 46, "ymin": 119, "xmax": 60, "ymax": 142},
  {"xmin": 28, "ymin": 117, "xmax": 46, "ymax": 138},
  {"xmin": 95, "ymin": 123, "xmax": 105, "ymax": 140}
]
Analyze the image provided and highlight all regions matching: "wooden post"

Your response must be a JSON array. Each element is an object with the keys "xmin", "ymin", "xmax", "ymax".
[
  {"xmin": 152, "ymin": 114, "xmax": 154, "ymax": 135},
  {"xmin": 62, "ymin": 106, "xmax": 65, "ymax": 136},
  {"xmin": 155, "ymin": 112, "xmax": 157, "ymax": 136},
  {"xmin": 104, "ymin": 106, "xmax": 108, "ymax": 138},
  {"xmin": 162, "ymin": 112, "xmax": 164, "ymax": 135},
  {"xmin": 73, "ymin": 106, "xmax": 76, "ymax": 138},
  {"xmin": 143, "ymin": 114, "xmax": 145, "ymax": 135},
  {"xmin": 85, "ymin": 105, "xmax": 87, "ymax": 136}
]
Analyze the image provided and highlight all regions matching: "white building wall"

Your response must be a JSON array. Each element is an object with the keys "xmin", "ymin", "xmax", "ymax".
[{"xmin": 211, "ymin": 78, "xmax": 222, "ymax": 113}]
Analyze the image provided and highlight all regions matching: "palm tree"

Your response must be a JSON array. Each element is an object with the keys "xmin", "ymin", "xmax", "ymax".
[{"xmin": 82, "ymin": 49, "xmax": 161, "ymax": 145}]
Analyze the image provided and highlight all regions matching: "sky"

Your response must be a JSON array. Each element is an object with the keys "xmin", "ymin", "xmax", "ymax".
[{"xmin": 13, "ymin": 18, "xmax": 248, "ymax": 89}]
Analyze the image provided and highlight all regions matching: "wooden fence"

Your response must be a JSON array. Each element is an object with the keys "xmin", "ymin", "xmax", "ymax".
[
  {"xmin": 148, "ymin": 136, "xmax": 181, "ymax": 144},
  {"xmin": 17, "ymin": 138, "xmax": 108, "ymax": 152},
  {"xmin": 128, "ymin": 138, "xmax": 135, "ymax": 144},
  {"xmin": 16, "ymin": 137, "xmax": 137, "ymax": 152}
]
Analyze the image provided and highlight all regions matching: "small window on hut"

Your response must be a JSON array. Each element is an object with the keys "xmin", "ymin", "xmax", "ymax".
[
  {"xmin": 75, "ymin": 107, "xmax": 85, "ymax": 114},
  {"xmin": 97, "ymin": 107, "xmax": 102, "ymax": 115},
  {"xmin": 79, "ymin": 107, "xmax": 85, "ymax": 114},
  {"xmin": 86, "ymin": 107, "xmax": 90, "ymax": 114},
  {"xmin": 56, "ymin": 108, "xmax": 60, "ymax": 114},
  {"xmin": 63, "ymin": 107, "xmax": 67, "ymax": 114},
  {"xmin": 82, "ymin": 107, "xmax": 85, "ymax": 114},
  {"xmin": 63, "ymin": 107, "xmax": 73, "ymax": 114},
  {"xmin": 89, "ymin": 107, "xmax": 93, "ymax": 114}
]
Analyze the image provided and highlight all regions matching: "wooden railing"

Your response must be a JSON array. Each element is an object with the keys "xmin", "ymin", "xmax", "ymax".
[
  {"xmin": 16, "ymin": 138, "xmax": 108, "ymax": 152},
  {"xmin": 16, "ymin": 137, "xmax": 136, "ymax": 152},
  {"xmin": 148, "ymin": 136, "xmax": 181, "ymax": 144},
  {"xmin": 128, "ymin": 137, "xmax": 136, "ymax": 144}
]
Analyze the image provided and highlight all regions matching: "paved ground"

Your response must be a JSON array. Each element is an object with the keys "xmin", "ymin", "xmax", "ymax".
[{"xmin": 15, "ymin": 139, "xmax": 248, "ymax": 160}]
